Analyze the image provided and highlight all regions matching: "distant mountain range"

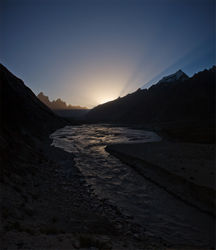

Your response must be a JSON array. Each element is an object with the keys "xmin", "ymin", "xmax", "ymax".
[
  {"xmin": 37, "ymin": 92, "xmax": 88, "ymax": 110},
  {"xmin": 86, "ymin": 67, "xmax": 215, "ymax": 143}
]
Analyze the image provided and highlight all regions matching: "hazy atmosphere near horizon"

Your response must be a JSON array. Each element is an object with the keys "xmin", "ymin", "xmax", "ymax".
[{"xmin": 1, "ymin": 0, "xmax": 215, "ymax": 107}]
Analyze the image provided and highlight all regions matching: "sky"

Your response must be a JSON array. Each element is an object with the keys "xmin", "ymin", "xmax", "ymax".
[{"xmin": 1, "ymin": 0, "xmax": 215, "ymax": 108}]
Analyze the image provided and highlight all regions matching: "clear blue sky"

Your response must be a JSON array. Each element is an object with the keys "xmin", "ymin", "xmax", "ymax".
[{"xmin": 1, "ymin": 0, "xmax": 215, "ymax": 107}]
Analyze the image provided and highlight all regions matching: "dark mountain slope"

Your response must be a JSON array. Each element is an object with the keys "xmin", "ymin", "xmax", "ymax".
[
  {"xmin": 0, "ymin": 64, "xmax": 67, "ymax": 137},
  {"xmin": 0, "ymin": 63, "xmax": 68, "ymax": 195},
  {"xmin": 86, "ymin": 67, "xmax": 215, "ymax": 124},
  {"xmin": 0, "ymin": 63, "xmax": 69, "ymax": 198},
  {"xmin": 86, "ymin": 67, "xmax": 215, "ymax": 143}
]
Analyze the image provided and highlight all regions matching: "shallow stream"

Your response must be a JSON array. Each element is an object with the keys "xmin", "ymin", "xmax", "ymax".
[{"xmin": 51, "ymin": 124, "xmax": 214, "ymax": 247}]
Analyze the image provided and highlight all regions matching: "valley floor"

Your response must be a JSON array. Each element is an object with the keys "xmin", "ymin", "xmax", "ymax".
[
  {"xmin": 1, "ymin": 131, "xmax": 214, "ymax": 249},
  {"xmin": 1, "ymin": 135, "xmax": 167, "ymax": 250}
]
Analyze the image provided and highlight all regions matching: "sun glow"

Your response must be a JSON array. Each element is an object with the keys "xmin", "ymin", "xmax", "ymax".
[{"xmin": 97, "ymin": 96, "xmax": 116, "ymax": 105}]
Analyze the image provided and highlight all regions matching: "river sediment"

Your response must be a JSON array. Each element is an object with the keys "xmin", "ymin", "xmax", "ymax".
[
  {"xmin": 51, "ymin": 124, "xmax": 214, "ymax": 248},
  {"xmin": 106, "ymin": 141, "xmax": 215, "ymax": 215}
]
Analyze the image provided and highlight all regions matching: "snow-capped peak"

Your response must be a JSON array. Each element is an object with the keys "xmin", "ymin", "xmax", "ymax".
[{"xmin": 158, "ymin": 69, "xmax": 188, "ymax": 84}]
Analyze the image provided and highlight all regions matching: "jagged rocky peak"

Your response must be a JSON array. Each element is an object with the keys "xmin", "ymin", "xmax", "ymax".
[
  {"xmin": 158, "ymin": 69, "xmax": 189, "ymax": 84},
  {"xmin": 37, "ymin": 92, "xmax": 88, "ymax": 110}
]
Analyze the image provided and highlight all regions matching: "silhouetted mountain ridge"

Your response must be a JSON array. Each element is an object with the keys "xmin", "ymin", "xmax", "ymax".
[
  {"xmin": 157, "ymin": 69, "xmax": 188, "ymax": 84},
  {"xmin": 86, "ymin": 67, "xmax": 215, "ymax": 142},
  {"xmin": 37, "ymin": 92, "xmax": 88, "ymax": 110}
]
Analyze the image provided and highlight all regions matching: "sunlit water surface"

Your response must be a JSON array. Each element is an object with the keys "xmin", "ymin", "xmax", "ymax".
[{"xmin": 51, "ymin": 124, "xmax": 213, "ymax": 246}]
